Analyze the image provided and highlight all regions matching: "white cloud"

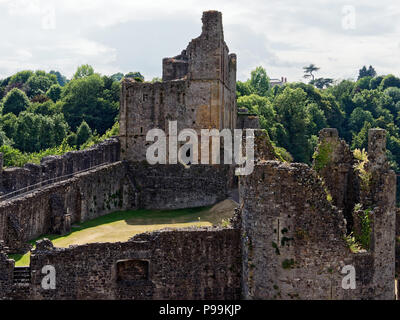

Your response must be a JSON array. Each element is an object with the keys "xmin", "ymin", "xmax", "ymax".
[{"xmin": 0, "ymin": 0, "xmax": 399, "ymax": 82}]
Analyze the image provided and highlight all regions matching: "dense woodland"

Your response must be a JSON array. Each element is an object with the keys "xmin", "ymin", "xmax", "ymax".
[
  {"xmin": 1, "ymin": 64, "xmax": 400, "ymax": 181},
  {"xmin": 0, "ymin": 66, "xmax": 146, "ymax": 166},
  {"xmin": 237, "ymin": 65, "xmax": 400, "ymax": 174}
]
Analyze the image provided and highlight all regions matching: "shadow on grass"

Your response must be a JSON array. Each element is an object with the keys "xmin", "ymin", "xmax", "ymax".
[{"xmin": 8, "ymin": 206, "xmax": 213, "ymax": 266}]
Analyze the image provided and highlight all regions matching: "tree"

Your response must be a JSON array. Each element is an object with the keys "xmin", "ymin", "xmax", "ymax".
[
  {"xmin": 354, "ymin": 76, "xmax": 372, "ymax": 91},
  {"xmin": 237, "ymin": 94, "xmax": 276, "ymax": 130},
  {"xmin": 303, "ymin": 64, "xmax": 320, "ymax": 81},
  {"xmin": 125, "ymin": 72, "xmax": 144, "ymax": 82},
  {"xmin": 380, "ymin": 74, "xmax": 400, "ymax": 90},
  {"xmin": 49, "ymin": 70, "xmax": 68, "ymax": 86},
  {"xmin": 250, "ymin": 66, "xmax": 270, "ymax": 96},
  {"xmin": 358, "ymin": 65, "xmax": 376, "ymax": 80},
  {"xmin": 76, "ymin": 120, "xmax": 92, "ymax": 146},
  {"xmin": 61, "ymin": 74, "xmax": 118, "ymax": 134},
  {"xmin": 349, "ymin": 107, "xmax": 374, "ymax": 133},
  {"xmin": 310, "ymin": 78, "xmax": 333, "ymax": 89},
  {"xmin": 236, "ymin": 80, "xmax": 253, "ymax": 97},
  {"xmin": 26, "ymin": 74, "xmax": 56, "ymax": 98},
  {"xmin": 9, "ymin": 70, "xmax": 34, "ymax": 86},
  {"xmin": 273, "ymin": 87, "xmax": 310, "ymax": 162},
  {"xmin": 2, "ymin": 88, "xmax": 30, "ymax": 115},
  {"xmin": 111, "ymin": 73, "xmax": 124, "ymax": 82},
  {"xmin": 351, "ymin": 121, "xmax": 372, "ymax": 150},
  {"xmin": 73, "ymin": 64, "xmax": 95, "ymax": 79},
  {"xmin": 46, "ymin": 84, "xmax": 63, "ymax": 102},
  {"xmin": 384, "ymin": 87, "xmax": 400, "ymax": 104},
  {"xmin": 0, "ymin": 113, "xmax": 17, "ymax": 138},
  {"xmin": 369, "ymin": 76, "xmax": 384, "ymax": 90}
]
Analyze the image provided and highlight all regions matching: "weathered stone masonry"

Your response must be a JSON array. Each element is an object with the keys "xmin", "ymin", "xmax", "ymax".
[
  {"xmin": 0, "ymin": 11, "xmax": 399, "ymax": 300},
  {"xmin": 239, "ymin": 128, "xmax": 396, "ymax": 300},
  {"xmin": 0, "ymin": 138, "xmax": 120, "ymax": 195},
  {"xmin": 0, "ymin": 162, "xmax": 135, "ymax": 252},
  {"xmin": 0, "ymin": 228, "xmax": 241, "ymax": 300}
]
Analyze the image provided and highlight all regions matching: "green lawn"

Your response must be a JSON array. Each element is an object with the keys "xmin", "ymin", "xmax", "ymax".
[{"xmin": 9, "ymin": 199, "xmax": 236, "ymax": 266}]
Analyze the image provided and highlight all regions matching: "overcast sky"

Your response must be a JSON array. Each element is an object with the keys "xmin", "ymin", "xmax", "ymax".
[{"xmin": 0, "ymin": 0, "xmax": 399, "ymax": 82}]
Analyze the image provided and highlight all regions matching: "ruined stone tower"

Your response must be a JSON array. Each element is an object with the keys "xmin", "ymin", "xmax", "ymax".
[{"xmin": 119, "ymin": 11, "xmax": 237, "ymax": 162}]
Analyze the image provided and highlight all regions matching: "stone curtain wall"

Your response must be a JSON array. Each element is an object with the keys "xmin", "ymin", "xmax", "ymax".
[
  {"xmin": 128, "ymin": 162, "xmax": 231, "ymax": 210},
  {"xmin": 25, "ymin": 228, "xmax": 241, "ymax": 300},
  {"xmin": 0, "ymin": 162, "xmax": 135, "ymax": 252},
  {"xmin": 0, "ymin": 138, "xmax": 120, "ymax": 195}
]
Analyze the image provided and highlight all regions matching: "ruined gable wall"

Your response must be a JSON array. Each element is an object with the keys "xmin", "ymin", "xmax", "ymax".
[
  {"xmin": 240, "ymin": 161, "xmax": 355, "ymax": 300},
  {"xmin": 0, "ymin": 138, "xmax": 120, "ymax": 195},
  {"xmin": 313, "ymin": 128, "xmax": 358, "ymax": 230},
  {"xmin": 240, "ymin": 128, "xmax": 396, "ymax": 300},
  {"xmin": 28, "ymin": 228, "xmax": 241, "ymax": 300},
  {"xmin": 0, "ymin": 162, "xmax": 135, "ymax": 252}
]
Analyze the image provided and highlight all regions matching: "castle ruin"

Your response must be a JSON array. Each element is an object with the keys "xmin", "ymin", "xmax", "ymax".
[{"xmin": 0, "ymin": 11, "xmax": 398, "ymax": 300}]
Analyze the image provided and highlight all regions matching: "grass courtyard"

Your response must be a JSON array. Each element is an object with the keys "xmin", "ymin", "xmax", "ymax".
[{"xmin": 9, "ymin": 199, "xmax": 237, "ymax": 267}]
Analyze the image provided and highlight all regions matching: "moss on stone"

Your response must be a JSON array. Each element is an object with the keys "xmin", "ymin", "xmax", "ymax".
[{"xmin": 313, "ymin": 141, "xmax": 334, "ymax": 171}]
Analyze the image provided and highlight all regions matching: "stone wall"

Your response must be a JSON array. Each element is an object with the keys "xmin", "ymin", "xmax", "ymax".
[
  {"xmin": 0, "ymin": 138, "xmax": 120, "ymax": 195},
  {"xmin": 119, "ymin": 11, "xmax": 237, "ymax": 163},
  {"xmin": 239, "ymin": 128, "xmax": 396, "ymax": 300},
  {"xmin": 20, "ymin": 227, "xmax": 241, "ymax": 300},
  {"xmin": 313, "ymin": 128, "xmax": 359, "ymax": 231},
  {"xmin": 0, "ymin": 162, "xmax": 135, "ymax": 252},
  {"xmin": 128, "ymin": 162, "xmax": 231, "ymax": 210}
]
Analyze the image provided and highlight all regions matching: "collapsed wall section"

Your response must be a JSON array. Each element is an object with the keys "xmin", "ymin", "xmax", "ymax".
[
  {"xmin": 312, "ymin": 128, "xmax": 358, "ymax": 230},
  {"xmin": 240, "ymin": 128, "xmax": 396, "ymax": 300},
  {"xmin": 0, "ymin": 162, "xmax": 135, "ymax": 252}
]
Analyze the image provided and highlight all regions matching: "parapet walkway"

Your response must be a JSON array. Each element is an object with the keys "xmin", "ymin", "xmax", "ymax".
[{"xmin": 0, "ymin": 162, "xmax": 111, "ymax": 203}]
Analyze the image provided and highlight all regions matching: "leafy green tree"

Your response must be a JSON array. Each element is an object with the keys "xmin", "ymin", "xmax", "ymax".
[
  {"xmin": 306, "ymin": 103, "xmax": 327, "ymax": 133},
  {"xmin": 26, "ymin": 74, "xmax": 56, "ymax": 98},
  {"xmin": 0, "ymin": 113, "xmax": 17, "ymax": 138},
  {"xmin": 237, "ymin": 94, "xmax": 276, "ymax": 130},
  {"xmin": 73, "ymin": 64, "xmax": 95, "ymax": 79},
  {"xmin": 380, "ymin": 74, "xmax": 400, "ymax": 90},
  {"xmin": 49, "ymin": 70, "xmax": 68, "ymax": 86},
  {"xmin": 273, "ymin": 87, "xmax": 310, "ymax": 162},
  {"xmin": 328, "ymin": 80, "xmax": 355, "ymax": 115},
  {"xmin": 358, "ymin": 65, "xmax": 376, "ymax": 80},
  {"xmin": 9, "ymin": 70, "xmax": 34, "ymax": 86},
  {"xmin": 369, "ymin": 76, "xmax": 384, "ymax": 90},
  {"xmin": 351, "ymin": 121, "xmax": 372, "ymax": 150},
  {"xmin": 28, "ymin": 100, "xmax": 59, "ymax": 116},
  {"xmin": 61, "ymin": 74, "xmax": 118, "ymax": 134},
  {"xmin": 76, "ymin": 120, "xmax": 92, "ymax": 146},
  {"xmin": 310, "ymin": 78, "xmax": 333, "ymax": 89},
  {"xmin": 66, "ymin": 132, "xmax": 77, "ymax": 147},
  {"xmin": 13, "ymin": 112, "xmax": 41, "ymax": 152},
  {"xmin": 46, "ymin": 84, "xmax": 63, "ymax": 102},
  {"xmin": 125, "ymin": 72, "xmax": 144, "ymax": 82},
  {"xmin": 2, "ymin": 88, "xmax": 30, "ymax": 115},
  {"xmin": 354, "ymin": 76, "xmax": 372, "ymax": 92},
  {"xmin": 349, "ymin": 107, "xmax": 374, "ymax": 133},
  {"xmin": 52, "ymin": 114, "xmax": 69, "ymax": 145},
  {"xmin": 250, "ymin": 66, "xmax": 270, "ymax": 96},
  {"xmin": 111, "ymin": 73, "xmax": 124, "ymax": 82},
  {"xmin": 236, "ymin": 80, "xmax": 253, "ymax": 97}
]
